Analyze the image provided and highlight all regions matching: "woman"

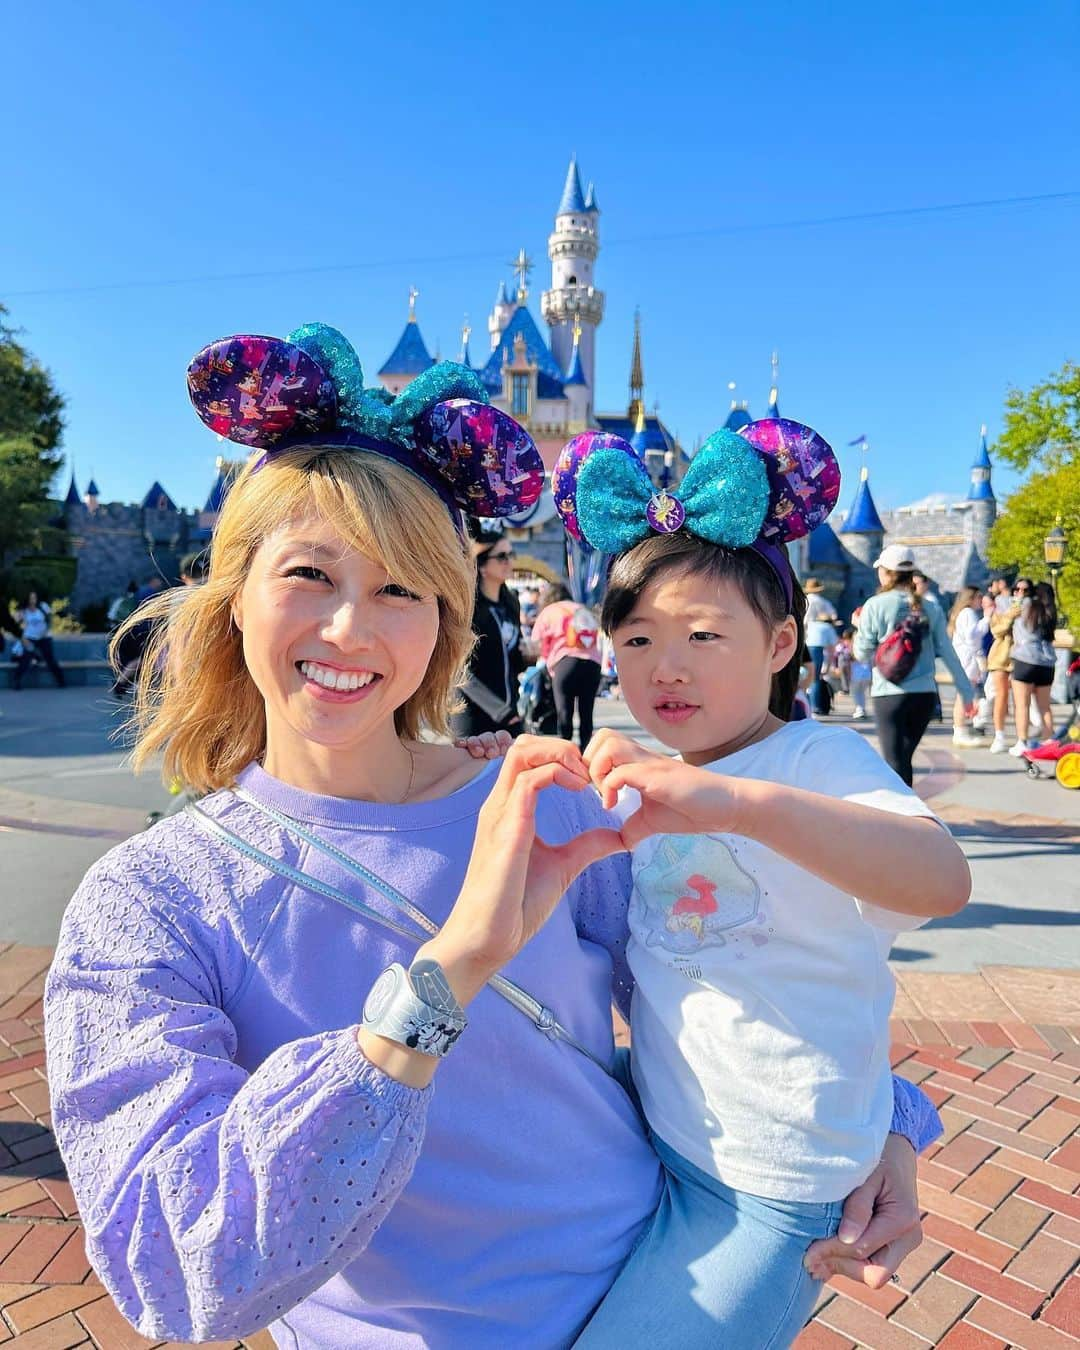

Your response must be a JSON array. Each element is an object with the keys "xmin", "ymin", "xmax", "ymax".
[
  {"xmin": 853, "ymin": 544, "xmax": 975, "ymax": 785},
  {"xmin": 450, "ymin": 523, "xmax": 525, "ymax": 738},
  {"xmin": 44, "ymin": 327, "xmax": 933, "ymax": 1348},
  {"xmin": 803, "ymin": 577, "xmax": 838, "ymax": 715},
  {"xmin": 531, "ymin": 582, "xmax": 603, "ymax": 749},
  {"xmin": 947, "ymin": 586, "xmax": 987, "ymax": 748},
  {"xmin": 1008, "ymin": 579, "xmax": 1057, "ymax": 754},
  {"xmin": 986, "ymin": 577, "xmax": 1029, "ymax": 752},
  {"xmin": 12, "ymin": 590, "xmax": 66, "ymax": 689}
]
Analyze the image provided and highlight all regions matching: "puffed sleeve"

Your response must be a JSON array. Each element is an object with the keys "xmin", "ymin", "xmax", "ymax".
[{"xmin": 44, "ymin": 865, "xmax": 431, "ymax": 1343}]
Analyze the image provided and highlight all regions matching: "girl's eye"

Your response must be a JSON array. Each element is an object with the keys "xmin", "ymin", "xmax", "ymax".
[
  {"xmin": 381, "ymin": 582, "xmax": 421, "ymax": 601},
  {"xmin": 690, "ymin": 631, "xmax": 719, "ymax": 642},
  {"xmin": 622, "ymin": 635, "xmax": 650, "ymax": 648},
  {"xmin": 285, "ymin": 565, "xmax": 329, "ymax": 582}
]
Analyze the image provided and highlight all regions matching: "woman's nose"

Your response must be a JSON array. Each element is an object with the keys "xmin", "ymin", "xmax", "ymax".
[{"xmin": 322, "ymin": 600, "xmax": 375, "ymax": 648}]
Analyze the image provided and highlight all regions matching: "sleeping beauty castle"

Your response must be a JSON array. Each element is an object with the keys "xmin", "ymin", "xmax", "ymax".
[{"xmin": 53, "ymin": 156, "xmax": 997, "ymax": 613}]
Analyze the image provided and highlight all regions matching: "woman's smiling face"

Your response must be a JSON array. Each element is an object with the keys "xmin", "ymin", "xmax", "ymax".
[{"xmin": 233, "ymin": 516, "xmax": 441, "ymax": 764}]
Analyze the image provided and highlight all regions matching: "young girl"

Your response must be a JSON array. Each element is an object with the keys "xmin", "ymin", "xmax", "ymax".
[{"xmin": 552, "ymin": 421, "xmax": 969, "ymax": 1347}]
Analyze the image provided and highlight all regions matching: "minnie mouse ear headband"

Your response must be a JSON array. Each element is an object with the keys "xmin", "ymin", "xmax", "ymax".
[
  {"xmin": 551, "ymin": 418, "xmax": 841, "ymax": 612},
  {"xmin": 186, "ymin": 323, "xmax": 545, "ymax": 527}
]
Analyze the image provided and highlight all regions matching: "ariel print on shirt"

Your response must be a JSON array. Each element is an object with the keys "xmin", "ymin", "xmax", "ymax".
[{"xmin": 631, "ymin": 835, "xmax": 771, "ymax": 959}]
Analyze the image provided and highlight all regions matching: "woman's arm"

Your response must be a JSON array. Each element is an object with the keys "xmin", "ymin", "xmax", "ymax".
[
  {"xmin": 45, "ymin": 873, "xmax": 431, "ymax": 1342},
  {"xmin": 852, "ymin": 600, "xmax": 883, "ymax": 662}
]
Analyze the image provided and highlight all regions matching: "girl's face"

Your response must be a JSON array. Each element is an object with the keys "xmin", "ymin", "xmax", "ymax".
[
  {"xmin": 233, "ymin": 517, "xmax": 440, "ymax": 766},
  {"xmin": 611, "ymin": 567, "xmax": 797, "ymax": 766}
]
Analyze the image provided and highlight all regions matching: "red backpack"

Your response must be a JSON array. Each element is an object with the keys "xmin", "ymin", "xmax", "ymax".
[{"xmin": 874, "ymin": 603, "xmax": 927, "ymax": 683}]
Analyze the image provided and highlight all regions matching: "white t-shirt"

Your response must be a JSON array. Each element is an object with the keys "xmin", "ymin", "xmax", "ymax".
[
  {"xmin": 805, "ymin": 594, "xmax": 839, "ymax": 649},
  {"xmin": 624, "ymin": 719, "xmax": 937, "ymax": 1202}
]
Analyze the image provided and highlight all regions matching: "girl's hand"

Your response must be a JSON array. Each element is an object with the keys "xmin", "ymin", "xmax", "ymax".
[
  {"xmin": 420, "ymin": 736, "xmax": 624, "ymax": 1003},
  {"xmin": 583, "ymin": 729, "xmax": 742, "ymax": 851},
  {"xmin": 454, "ymin": 730, "xmax": 513, "ymax": 760}
]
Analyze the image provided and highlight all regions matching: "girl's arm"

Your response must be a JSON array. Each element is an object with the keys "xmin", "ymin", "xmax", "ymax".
[{"xmin": 586, "ymin": 734, "xmax": 970, "ymax": 920}]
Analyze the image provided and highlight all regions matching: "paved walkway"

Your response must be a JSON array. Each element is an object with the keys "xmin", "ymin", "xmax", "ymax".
[{"xmin": 0, "ymin": 687, "xmax": 1076, "ymax": 1345}]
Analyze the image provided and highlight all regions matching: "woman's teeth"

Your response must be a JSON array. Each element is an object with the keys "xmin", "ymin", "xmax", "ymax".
[{"xmin": 299, "ymin": 661, "xmax": 378, "ymax": 692}]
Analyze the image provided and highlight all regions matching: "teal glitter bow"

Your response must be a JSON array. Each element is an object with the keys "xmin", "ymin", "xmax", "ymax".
[
  {"xmin": 574, "ymin": 429, "xmax": 770, "ymax": 554},
  {"xmin": 287, "ymin": 322, "xmax": 489, "ymax": 447}
]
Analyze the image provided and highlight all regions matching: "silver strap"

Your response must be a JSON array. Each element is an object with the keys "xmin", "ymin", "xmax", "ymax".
[{"xmin": 186, "ymin": 798, "xmax": 612, "ymax": 1077}]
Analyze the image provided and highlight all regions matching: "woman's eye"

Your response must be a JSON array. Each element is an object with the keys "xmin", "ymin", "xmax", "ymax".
[
  {"xmin": 381, "ymin": 582, "xmax": 421, "ymax": 601},
  {"xmin": 285, "ymin": 565, "xmax": 329, "ymax": 582}
]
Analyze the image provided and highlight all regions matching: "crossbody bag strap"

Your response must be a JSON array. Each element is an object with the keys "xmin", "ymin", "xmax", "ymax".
[{"xmin": 186, "ymin": 799, "xmax": 613, "ymax": 1077}]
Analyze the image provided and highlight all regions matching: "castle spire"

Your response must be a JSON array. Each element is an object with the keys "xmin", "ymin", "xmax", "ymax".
[
  {"xmin": 459, "ymin": 316, "xmax": 473, "ymax": 368},
  {"xmin": 564, "ymin": 316, "xmax": 588, "ymax": 386},
  {"xmin": 408, "ymin": 285, "xmax": 419, "ymax": 323},
  {"xmin": 968, "ymin": 424, "xmax": 995, "ymax": 501},
  {"xmin": 557, "ymin": 154, "xmax": 587, "ymax": 215},
  {"xmin": 628, "ymin": 308, "xmax": 645, "ymax": 420},
  {"xmin": 841, "ymin": 462, "xmax": 885, "ymax": 534},
  {"xmin": 64, "ymin": 468, "xmax": 81, "ymax": 507},
  {"xmin": 510, "ymin": 248, "xmax": 533, "ymax": 304},
  {"xmin": 767, "ymin": 351, "xmax": 781, "ymax": 419}
]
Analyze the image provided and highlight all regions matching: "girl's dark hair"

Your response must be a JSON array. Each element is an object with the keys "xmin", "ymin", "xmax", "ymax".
[
  {"xmin": 600, "ymin": 532, "xmax": 805, "ymax": 720},
  {"xmin": 1027, "ymin": 581, "xmax": 1057, "ymax": 641}
]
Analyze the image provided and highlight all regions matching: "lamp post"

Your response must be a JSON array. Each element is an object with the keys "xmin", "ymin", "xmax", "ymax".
[{"xmin": 1044, "ymin": 518, "xmax": 1067, "ymax": 624}]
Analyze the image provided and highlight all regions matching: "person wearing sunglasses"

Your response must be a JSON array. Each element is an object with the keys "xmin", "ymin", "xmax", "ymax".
[{"xmin": 451, "ymin": 524, "xmax": 527, "ymax": 739}]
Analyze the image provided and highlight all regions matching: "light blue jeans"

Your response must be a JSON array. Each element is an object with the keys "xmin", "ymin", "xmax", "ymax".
[{"xmin": 575, "ymin": 1060, "xmax": 842, "ymax": 1348}]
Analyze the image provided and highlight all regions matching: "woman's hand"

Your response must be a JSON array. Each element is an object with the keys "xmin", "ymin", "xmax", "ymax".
[
  {"xmin": 420, "ymin": 736, "xmax": 624, "ymax": 1005},
  {"xmin": 803, "ymin": 1134, "xmax": 922, "ymax": 1287},
  {"xmin": 455, "ymin": 730, "xmax": 513, "ymax": 760},
  {"xmin": 583, "ymin": 729, "xmax": 742, "ymax": 850}
]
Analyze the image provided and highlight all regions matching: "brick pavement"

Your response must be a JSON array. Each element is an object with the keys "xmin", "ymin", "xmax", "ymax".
[{"xmin": 0, "ymin": 944, "xmax": 1076, "ymax": 1348}]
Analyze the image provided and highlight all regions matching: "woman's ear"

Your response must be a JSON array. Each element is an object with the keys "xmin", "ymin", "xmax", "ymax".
[
  {"xmin": 770, "ymin": 616, "xmax": 799, "ymax": 675},
  {"xmin": 231, "ymin": 594, "xmax": 244, "ymax": 632}
]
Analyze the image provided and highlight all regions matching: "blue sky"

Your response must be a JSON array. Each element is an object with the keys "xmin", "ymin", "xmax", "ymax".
[{"xmin": 5, "ymin": 1, "xmax": 1078, "ymax": 515}]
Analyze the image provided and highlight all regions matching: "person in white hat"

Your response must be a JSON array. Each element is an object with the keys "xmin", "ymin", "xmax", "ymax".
[{"xmin": 852, "ymin": 548, "xmax": 976, "ymax": 784}]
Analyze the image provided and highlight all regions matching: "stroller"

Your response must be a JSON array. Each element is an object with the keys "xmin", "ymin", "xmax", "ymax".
[
  {"xmin": 517, "ymin": 661, "xmax": 558, "ymax": 736},
  {"xmin": 1020, "ymin": 654, "xmax": 1080, "ymax": 789}
]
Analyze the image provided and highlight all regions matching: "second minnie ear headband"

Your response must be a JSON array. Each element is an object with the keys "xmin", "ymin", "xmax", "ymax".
[
  {"xmin": 551, "ymin": 418, "xmax": 841, "ymax": 611},
  {"xmin": 186, "ymin": 322, "xmax": 545, "ymax": 527}
]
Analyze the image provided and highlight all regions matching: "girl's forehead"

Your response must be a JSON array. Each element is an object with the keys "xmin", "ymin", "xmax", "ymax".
[{"xmin": 637, "ymin": 568, "xmax": 749, "ymax": 615}]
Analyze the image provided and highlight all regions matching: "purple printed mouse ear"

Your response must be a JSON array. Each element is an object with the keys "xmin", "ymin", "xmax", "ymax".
[
  {"xmin": 413, "ymin": 400, "xmax": 545, "ymax": 517},
  {"xmin": 552, "ymin": 431, "xmax": 639, "ymax": 542},
  {"xmin": 187, "ymin": 335, "xmax": 338, "ymax": 450},
  {"xmin": 737, "ymin": 418, "xmax": 841, "ymax": 543}
]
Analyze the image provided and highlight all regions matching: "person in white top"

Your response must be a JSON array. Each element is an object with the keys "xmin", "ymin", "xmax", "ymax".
[
  {"xmin": 803, "ymin": 578, "xmax": 838, "ymax": 715},
  {"xmin": 12, "ymin": 591, "xmax": 66, "ymax": 690},
  {"xmin": 572, "ymin": 531, "xmax": 970, "ymax": 1348},
  {"xmin": 947, "ymin": 587, "xmax": 988, "ymax": 748}
]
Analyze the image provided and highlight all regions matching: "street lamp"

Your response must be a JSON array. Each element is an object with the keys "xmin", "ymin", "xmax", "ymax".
[{"xmin": 1044, "ymin": 518, "xmax": 1067, "ymax": 624}]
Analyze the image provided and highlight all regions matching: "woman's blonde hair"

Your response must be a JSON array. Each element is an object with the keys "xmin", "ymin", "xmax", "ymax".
[
  {"xmin": 116, "ymin": 447, "xmax": 476, "ymax": 792},
  {"xmin": 947, "ymin": 585, "xmax": 980, "ymax": 637}
]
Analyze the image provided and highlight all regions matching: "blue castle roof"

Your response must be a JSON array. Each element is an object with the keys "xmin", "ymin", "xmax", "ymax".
[
  {"xmin": 841, "ymin": 470, "xmax": 884, "ymax": 534},
  {"xmin": 766, "ymin": 388, "xmax": 781, "ymax": 420},
  {"xmin": 596, "ymin": 412, "xmax": 680, "ymax": 458},
  {"xmin": 724, "ymin": 406, "xmax": 753, "ymax": 432},
  {"xmin": 557, "ymin": 157, "xmax": 587, "ymax": 215},
  {"xmin": 968, "ymin": 428, "xmax": 995, "ymax": 501},
  {"xmin": 378, "ymin": 320, "xmax": 434, "ymax": 377},
  {"xmin": 807, "ymin": 521, "xmax": 847, "ymax": 567},
  {"xmin": 564, "ymin": 342, "xmax": 587, "ymax": 387},
  {"xmin": 584, "ymin": 181, "xmax": 599, "ymax": 212},
  {"xmin": 64, "ymin": 473, "xmax": 81, "ymax": 506},
  {"xmin": 495, "ymin": 279, "xmax": 510, "ymax": 306},
  {"xmin": 142, "ymin": 481, "xmax": 177, "ymax": 512},
  {"xmin": 481, "ymin": 306, "xmax": 567, "ymax": 399},
  {"xmin": 86, "ymin": 478, "xmax": 100, "ymax": 496}
]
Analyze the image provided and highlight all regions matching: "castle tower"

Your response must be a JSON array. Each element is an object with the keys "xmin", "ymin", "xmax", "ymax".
[
  {"xmin": 966, "ymin": 424, "xmax": 997, "ymax": 558},
  {"xmin": 563, "ymin": 317, "xmax": 590, "ymax": 428},
  {"xmin": 766, "ymin": 352, "xmax": 781, "ymax": 420},
  {"xmin": 459, "ymin": 317, "xmax": 473, "ymax": 369},
  {"xmin": 541, "ymin": 156, "xmax": 604, "ymax": 394},
  {"xmin": 378, "ymin": 288, "xmax": 435, "ymax": 394},
  {"xmin": 840, "ymin": 465, "xmax": 885, "ymax": 570},
  {"xmin": 84, "ymin": 478, "xmax": 100, "ymax": 513},
  {"xmin": 64, "ymin": 471, "xmax": 81, "ymax": 508},
  {"xmin": 488, "ymin": 280, "xmax": 515, "ymax": 350}
]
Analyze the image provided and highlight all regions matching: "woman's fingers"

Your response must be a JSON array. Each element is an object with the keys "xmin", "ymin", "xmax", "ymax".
[{"xmin": 485, "ymin": 736, "xmax": 589, "ymax": 809}]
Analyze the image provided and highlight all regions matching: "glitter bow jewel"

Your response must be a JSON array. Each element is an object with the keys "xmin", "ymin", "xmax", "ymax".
[
  {"xmin": 187, "ymin": 323, "xmax": 545, "ymax": 520},
  {"xmin": 552, "ymin": 418, "xmax": 841, "ymax": 555}
]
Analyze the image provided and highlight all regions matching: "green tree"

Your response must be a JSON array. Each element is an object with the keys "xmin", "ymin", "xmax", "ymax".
[
  {"xmin": 988, "ymin": 360, "xmax": 1079, "ymax": 624},
  {"xmin": 0, "ymin": 304, "xmax": 66, "ymax": 573}
]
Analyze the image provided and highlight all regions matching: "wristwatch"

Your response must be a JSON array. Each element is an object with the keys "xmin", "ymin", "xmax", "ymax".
[{"xmin": 362, "ymin": 957, "xmax": 467, "ymax": 1058}]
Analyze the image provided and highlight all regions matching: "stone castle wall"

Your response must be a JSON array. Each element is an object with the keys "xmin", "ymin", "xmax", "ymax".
[{"xmin": 64, "ymin": 502, "xmax": 202, "ymax": 613}]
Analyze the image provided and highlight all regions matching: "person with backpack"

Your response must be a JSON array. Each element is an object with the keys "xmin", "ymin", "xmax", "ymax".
[
  {"xmin": 852, "ymin": 545, "xmax": 975, "ymax": 785},
  {"xmin": 1007, "ymin": 580, "xmax": 1058, "ymax": 755},
  {"xmin": 531, "ymin": 583, "xmax": 603, "ymax": 749}
]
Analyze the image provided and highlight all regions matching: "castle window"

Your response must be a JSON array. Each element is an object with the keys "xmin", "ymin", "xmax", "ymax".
[
  {"xmin": 512, "ymin": 373, "xmax": 530, "ymax": 418},
  {"xmin": 568, "ymin": 274, "xmax": 577, "ymax": 285}
]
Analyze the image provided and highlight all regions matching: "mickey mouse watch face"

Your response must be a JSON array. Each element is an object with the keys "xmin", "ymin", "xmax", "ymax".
[{"xmin": 362, "ymin": 961, "xmax": 467, "ymax": 1058}]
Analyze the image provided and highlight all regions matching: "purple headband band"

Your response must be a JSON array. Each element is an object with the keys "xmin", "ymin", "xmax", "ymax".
[{"xmin": 750, "ymin": 539, "xmax": 794, "ymax": 613}]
